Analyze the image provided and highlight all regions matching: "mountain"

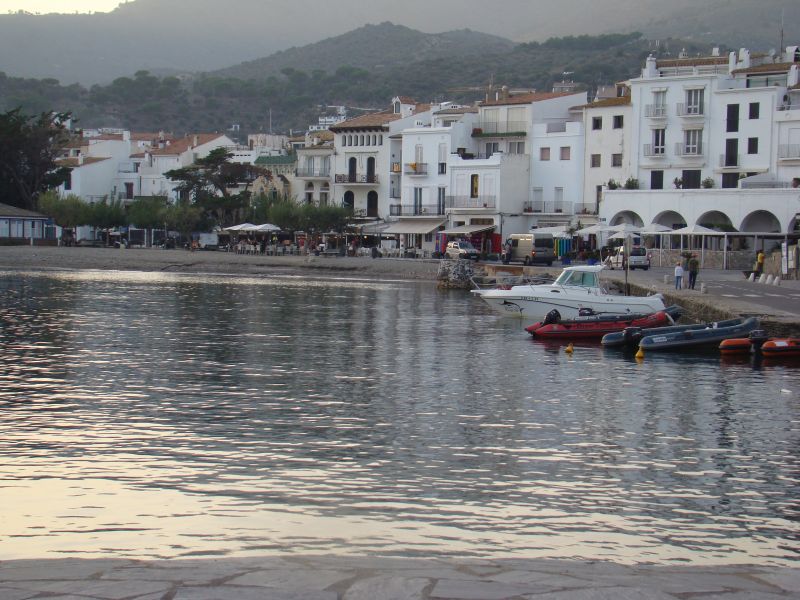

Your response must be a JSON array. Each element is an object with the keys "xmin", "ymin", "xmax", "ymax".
[
  {"xmin": 212, "ymin": 23, "xmax": 516, "ymax": 80},
  {"xmin": 0, "ymin": 0, "xmax": 796, "ymax": 85}
]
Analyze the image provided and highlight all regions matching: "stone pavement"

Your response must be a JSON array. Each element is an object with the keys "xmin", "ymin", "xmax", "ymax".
[{"xmin": 0, "ymin": 557, "xmax": 798, "ymax": 600}]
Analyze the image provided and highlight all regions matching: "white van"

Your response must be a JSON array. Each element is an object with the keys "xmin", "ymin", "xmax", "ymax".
[{"xmin": 503, "ymin": 233, "xmax": 555, "ymax": 266}]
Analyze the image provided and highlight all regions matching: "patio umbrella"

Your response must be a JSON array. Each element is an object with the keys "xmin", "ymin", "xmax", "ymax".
[
  {"xmin": 672, "ymin": 224, "xmax": 721, "ymax": 266},
  {"xmin": 608, "ymin": 223, "xmax": 641, "ymax": 234},
  {"xmin": 575, "ymin": 224, "xmax": 613, "ymax": 235},
  {"xmin": 224, "ymin": 223, "xmax": 256, "ymax": 232},
  {"xmin": 254, "ymin": 223, "xmax": 281, "ymax": 232},
  {"xmin": 639, "ymin": 223, "xmax": 673, "ymax": 234}
]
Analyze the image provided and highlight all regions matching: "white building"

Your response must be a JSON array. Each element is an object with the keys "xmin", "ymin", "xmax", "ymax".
[{"xmin": 294, "ymin": 130, "xmax": 334, "ymax": 206}]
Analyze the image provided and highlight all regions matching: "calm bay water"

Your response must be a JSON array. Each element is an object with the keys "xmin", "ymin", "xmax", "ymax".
[{"xmin": 0, "ymin": 269, "xmax": 798, "ymax": 565}]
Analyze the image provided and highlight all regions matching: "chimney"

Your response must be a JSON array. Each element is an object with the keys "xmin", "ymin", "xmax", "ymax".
[
  {"xmin": 643, "ymin": 54, "xmax": 658, "ymax": 78},
  {"xmin": 501, "ymin": 85, "xmax": 509, "ymax": 101},
  {"xmin": 728, "ymin": 51, "xmax": 737, "ymax": 73},
  {"xmin": 193, "ymin": 135, "xmax": 198, "ymax": 147},
  {"xmin": 712, "ymin": 47, "xmax": 720, "ymax": 57}
]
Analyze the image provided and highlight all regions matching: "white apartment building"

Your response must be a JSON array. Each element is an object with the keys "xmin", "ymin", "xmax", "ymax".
[
  {"xmin": 294, "ymin": 131, "xmax": 334, "ymax": 206},
  {"xmin": 329, "ymin": 97, "xmax": 433, "ymax": 221},
  {"xmin": 601, "ymin": 46, "xmax": 800, "ymax": 239},
  {"xmin": 579, "ymin": 95, "xmax": 632, "ymax": 216},
  {"xmin": 530, "ymin": 119, "xmax": 585, "ymax": 226}
]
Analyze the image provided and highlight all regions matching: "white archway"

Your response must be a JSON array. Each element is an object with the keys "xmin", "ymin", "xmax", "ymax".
[
  {"xmin": 739, "ymin": 210, "xmax": 781, "ymax": 233},
  {"xmin": 609, "ymin": 211, "xmax": 644, "ymax": 227}
]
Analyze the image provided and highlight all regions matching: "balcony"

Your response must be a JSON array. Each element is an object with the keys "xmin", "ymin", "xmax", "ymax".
[
  {"xmin": 644, "ymin": 105, "xmax": 667, "ymax": 118},
  {"xmin": 719, "ymin": 154, "xmax": 741, "ymax": 168},
  {"xmin": 389, "ymin": 204, "xmax": 445, "ymax": 217},
  {"xmin": 574, "ymin": 203, "xmax": 598, "ymax": 216},
  {"xmin": 404, "ymin": 162, "xmax": 428, "ymax": 175},
  {"xmin": 676, "ymin": 103, "xmax": 705, "ymax": 117},
  {"xmin": 778, "ymin": 144, "xmax": 800, "ymax": 159},
  {"xmin": 675, "ymin": 142, "xmax": 704, "ymax": 157},
  {"xmin": 445, "ymin": 195, "xmax": 497, "ymax": 209},
  {"xmin": 295, "ymin": 167, "xmax": 330, "ymax": 178},
  {"xmin": 334, "ymin": 173, "xmax": 379, "ymax": 185},
  {"xmin": 643, "ymin": 144, "xmax": 666, "ymax": 157},
  {"xmin": 525, "ymin": 201, "xmax": 571, "ymax": 214},
  {"xmin": 472, "ymin": 121, "xmax": 527, "ymax": 137}
]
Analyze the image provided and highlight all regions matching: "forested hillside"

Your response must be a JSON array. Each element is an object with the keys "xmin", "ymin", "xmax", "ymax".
[{"xmin": 0, "ymin": 31, "xmax": 712, "ymax": 137}]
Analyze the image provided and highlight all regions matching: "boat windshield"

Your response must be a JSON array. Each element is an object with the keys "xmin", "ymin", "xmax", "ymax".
[{"xmin": 554, "ymin": 270, "xmax": 600, "ymax": 288}]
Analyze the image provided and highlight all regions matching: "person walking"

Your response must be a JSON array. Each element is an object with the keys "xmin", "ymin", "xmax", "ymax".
[
  {"xmin": 755, "ymin": 249, "xmax": 765, "ymax": 275},
  {"xmin": 687, "ymin": 254, "xmax": 699, "ymax": 290},
  {"xmin": 674, "ymin": 261, "xmax": 684, "ymax": 290}
]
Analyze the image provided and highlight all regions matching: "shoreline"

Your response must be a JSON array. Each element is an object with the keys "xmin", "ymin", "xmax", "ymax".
[{"xmin": 0, "ymin": 246, "xmax": 443, "ymax": 281}]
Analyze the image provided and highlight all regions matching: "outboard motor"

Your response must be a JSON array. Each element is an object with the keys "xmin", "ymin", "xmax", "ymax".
[
  {"xmin": 622, "ymin": 326, "xmax": 644, "ymax": 347},
  {"xmin": 748, "ymin": 329, "xmax": 770, "ymax": 351},
  {"xmin": 543, "ymin": 309, "xmax": 561, "ymax": 325},
  {"xmin": 578, "ymin": 307, "xmax": 595, "ymax": 317}
]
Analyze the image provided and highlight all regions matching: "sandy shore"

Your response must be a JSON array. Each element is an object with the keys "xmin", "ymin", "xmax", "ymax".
[{"xmin": 0, "ymin": 246, "xmax": 443, "ymax": 280}]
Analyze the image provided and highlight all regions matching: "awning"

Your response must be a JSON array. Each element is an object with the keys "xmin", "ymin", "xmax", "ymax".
[
  {"xmin": 382, "ymin": 219, "xmax": 445, "ymax": 235},
  {"xmin": 354, "ymin": 221, "xmax": 392, "ymax": 235},
  {"xmin": 440, "ymin": 224, "xmax": 496, "ymax": 235}
]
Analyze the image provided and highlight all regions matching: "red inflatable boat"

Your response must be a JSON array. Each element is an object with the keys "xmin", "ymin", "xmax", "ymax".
[
  {"xmin": 526, "ymin": 305, "xmax": 682, "ymax": 340},
  {"xmin": 761, "ymin": 339, "xmax": 800, "ymax": 358}
]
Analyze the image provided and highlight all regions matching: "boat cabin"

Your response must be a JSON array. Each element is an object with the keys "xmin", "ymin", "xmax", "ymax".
[{"xmin": 553, "ymin": 266, "xmax": 603, "ymax": 289}]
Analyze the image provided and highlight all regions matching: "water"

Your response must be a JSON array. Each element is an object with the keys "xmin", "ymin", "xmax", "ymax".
[{"xmin": 0, "ymin": 269, "xmax": 798, "ymax": 565}]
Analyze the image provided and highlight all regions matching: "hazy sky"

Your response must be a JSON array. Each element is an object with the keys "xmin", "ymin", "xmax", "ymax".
[{"xmin": 0, "ymin": 0, "xmax": 120, "ymax": 12}]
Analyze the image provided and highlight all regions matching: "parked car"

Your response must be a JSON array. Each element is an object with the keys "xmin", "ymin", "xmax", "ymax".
[
  {"xmin": 503, "ymin": 233, "xmax": 555, "ymax": 266},
  {"xmin": 604, "ymin": 245, "xmax": 651, "ymax": 270},
  {"xmin": 446, "ymin": 240, "xmax": 480, "ymax": 259}
]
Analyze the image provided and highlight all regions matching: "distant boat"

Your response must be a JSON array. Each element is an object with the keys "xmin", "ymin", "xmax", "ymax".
[
  {"xmin": 638, "ymin": 317, "xmax": 761, "ymax": 352},
  {"xmin": 472, "ymin": 265, "xmax": 666, "ymax": 321},
  {"xmin": 526, "ymin": 305, "xmax": 683, "ymax": 340},
  {"xmin": 760, "ymin": 338, "xmax": 800, "ymax": 358}
]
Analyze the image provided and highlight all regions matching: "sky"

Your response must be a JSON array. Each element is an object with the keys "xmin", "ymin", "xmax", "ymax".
[{"xmin": 1, "ymin": 0, "xmax": 120, "ymax": 12}]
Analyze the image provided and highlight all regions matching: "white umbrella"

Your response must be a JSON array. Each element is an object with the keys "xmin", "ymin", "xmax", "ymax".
[
  {"xmin": 639, "ymin": 223, "xmax": 673, "ymax": 234},
  {"xmin": 254, "ymin": 223, "xmax": 281, "ymax": 232},
  {"xmin": 608, "ymin": 231, "xmax": 638, "ymax": 241},
  {"xmin": 574, "ymin": 224, "xmax": 613, "ymax": 235},
  {"xmin": 671, "ymin": 224, "xmax": 718, "ymax": 235},
  {"xmin": 609, "ymin": 222, "xmax": 641, "ymax": 234},
  {"xmin": 225, "ymin": 223, "xmax": 256, "ymax": 232}
]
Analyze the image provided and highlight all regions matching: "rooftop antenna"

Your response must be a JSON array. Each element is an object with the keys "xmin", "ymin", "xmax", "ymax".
[{"xmin": 779, "ymin": 8, "xmax": 785, "ymax": 54}]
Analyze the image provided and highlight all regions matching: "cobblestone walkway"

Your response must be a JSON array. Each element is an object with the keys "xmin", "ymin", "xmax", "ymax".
[{"xmin": 0, "ymin": 557, "xmax": 797, "ymax": 599}]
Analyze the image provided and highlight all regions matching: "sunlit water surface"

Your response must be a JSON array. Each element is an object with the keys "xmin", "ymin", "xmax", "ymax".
[{"xmin": 0, "ymin": 269, "xmax": 798, "ymax": 565}]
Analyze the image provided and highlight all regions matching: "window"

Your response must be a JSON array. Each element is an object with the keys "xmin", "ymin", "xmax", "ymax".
[
  {"xmin": 653, "ymin": 128, "xmax": 665, "ymax": 154},
  {"xmin": 685, "ymin": 88, "xmax": 704, "ymax": 115},
  {"xmin": 722, "ymin": 173, "xmax": 739, "ymax": 188},
  {"xmin": 726, "ymin": 104, "xmax": 739, "ymax": 133},
  {"xmin": 470, "ymin": 174, "xmax": 479, "ymax": 198},
  {"xmin": 613, "ymin": 115, "xmax": 624, "ymax": 129},
  {"xmin": 748, "ymin": 137, "xmax": 759, "ymax": 154},
  {"xmin": 590, "ymin": 154, "xmax": 601, "ymax": 167},
  {"xmin": 124, "ymin": 182, "xmax": 134, "ymax": 199},
  {"xmin": 378, "ymin": 135, "xmax": 383, "ymax": 145},
  {"xmin": 540, "ymin": 147, "xmax": 551, "ymax": 161},
  {"xmin": 749, "ymin": 102, "xmax": 760, "ymax": 119},
  {"xmin": 560, "ymin": 146, "xmax": 571, "ymax": 160},
  {"xmin": 592, "ymin": 116, "xmax": 602, "ymax": 130},
  {"xmin": 612, "ymin": 153, "xmax": 623, "ymax": 167},
  {"xmin": 508, "ymin": 141, "xmax": 525, "ymax": 154},
  {"xmin": 413, "ymin": 187, "xmax": 423, "ymax": 213},
  {"xmin": 438, "ymin": 143, "xmax": 447, "ymax": 173},
  {"xmin": 652, "ymin": 91, "xmax": 667, "ymax": 116},
  {"xmin": 64, "ymin": 172, "xmax": 72, "ymax": 191},
  {"xmin": 682, "ymin": 169, "xmax": 701, "ymax": 189},
  {"xmin": 650, "ymin": 170, "xmax": 664, "ymax": 190},
  {"xmin": 438, "ymin": 162, "xmax": 447, "ymax": 174},
  {"xmin": 683, "ymin": 129, "xmax": 702, "ymax": 155},
  {"xmin": 438, "ymin": 187, "xmax": 446, "ymax": 213},
  {"xmin": 485, "ymin": 142, "xmax": 499, "ymax": 157}
]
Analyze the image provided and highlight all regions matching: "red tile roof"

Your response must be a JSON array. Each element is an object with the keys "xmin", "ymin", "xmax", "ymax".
[
  {"xmin": 330, "ymin": 111, "xmax": 401, "ymax": 131},
  {"xmin": 56, "ymin": 157, "xmax": 110, "ymax": 167},
  {"xmin": 481, "ymin": 91, "xmax": 579, "ymax": 106},
  {"xmin": 573, "ymin": 96, "xmax": 632, "ymax": 110},
  {"xmin": 396, "ymin": 96, "xmax": 417, "ymax": 104},
  {"xmin": 148, "ymin": 133, "xmax": 226, "ymax": 156},
  {"xmin": 732, "ymin": 62, "xmax": 794, "ymax": 75}
]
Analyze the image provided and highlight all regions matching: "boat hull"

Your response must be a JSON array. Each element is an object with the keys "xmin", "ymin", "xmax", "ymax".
[
  {"xmin": 526, "ymin": 306, "xmax": 681, "ymax": 340},
  {"xmin": 761, "ymin": 339, "xmax": 800, "ymax": 358},
  {"xmin": 603, "ymin": 317, "xmax": 751, "ymax": 350},
  {"xmin": 639, "ymin": 317, "xmax": 761, "ymax": 352},
  {"xmin": 474, "ymin": 288, "xmax": 667, "ymax": 321}
]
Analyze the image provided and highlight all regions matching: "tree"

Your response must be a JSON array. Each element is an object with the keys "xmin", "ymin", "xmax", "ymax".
[
  {"xmin": 0, "ymin": 108, "xmax": 72, "ymax": 210},
  {"xmin": 165, "ymin": 147, "xmax": 270, "ymax": 227}
]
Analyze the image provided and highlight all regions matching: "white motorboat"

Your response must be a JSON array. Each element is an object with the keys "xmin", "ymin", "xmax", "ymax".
[{"xmin": 471, "ymin": 264, "xmax": 666, "ymax": 320}]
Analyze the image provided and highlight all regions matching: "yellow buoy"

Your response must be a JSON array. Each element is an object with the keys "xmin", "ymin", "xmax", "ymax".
[
  {"xmin": 635, "ymin": 347, "xmax": 645, "ymax": 360},
  {"xmin": 565, "ymin": 343, "xmax": 574, "ymax": 354}
]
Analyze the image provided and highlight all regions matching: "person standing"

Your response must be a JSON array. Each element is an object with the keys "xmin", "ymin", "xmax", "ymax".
[
  {"xmin": 755, "ymin": 249, "xmax": 765, "ymax": 275},
  {"xmin": 674, "ymin": 262, "xmax": 684, "ymax": 290},
  {"xmin": 687, "ymin": 254, "xmax": 699, "ymax": 290}
]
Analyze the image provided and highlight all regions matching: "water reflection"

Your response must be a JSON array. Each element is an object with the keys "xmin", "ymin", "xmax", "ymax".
[{"xmin": 0, "ymin": 270, "xmax": 798, "ymax": 564}]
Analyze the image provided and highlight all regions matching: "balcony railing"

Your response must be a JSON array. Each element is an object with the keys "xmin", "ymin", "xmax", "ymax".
[
  {"xmin": 645, "ymin": 105, "xmax": 667, "ymax": 118},
  {"xmin": 334, "ymin": 173, "xmax": 379, "ymax": 184},
  {"xmin": 295, "ymin": 168, "xmax": 330, "ymax": 178},
  {"xmin": 676, "ymin": 103, "xmax": 705, "ymax": 117},
  {"xmin": 719, "ymin": 154, "xmax": 741, "ymax": 167},
  {"xmin": 675, "ymin": 142, "xmax": 703, "ymax": 157},
  {"xmin": 472, "ymin": 121, "xmax": 528, "ymax": 136},
  {"xmin": 643, "ymin": 144, "xmax": 666, "ymax": 157},
  {"xmin": 574, "ymin": 203, "xmax": 598, "ymax": 216},
  {"xmin": 404, "ymin": 162, "xmax": 428, "ymax": 175},
  {"xmin": 445, "ymin": 195, "xmax": 497, "ymax": 209},
  {"xmin": 778, "ymin": 144, "xmax": 800, "ymax": 159},
  {"xmin": 525, "ymin": 201, "xmax": 571, "ymax": 214},
  {"xmin": 389, "ymin": 204, "xmax": 445, "ymax": 217}
]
